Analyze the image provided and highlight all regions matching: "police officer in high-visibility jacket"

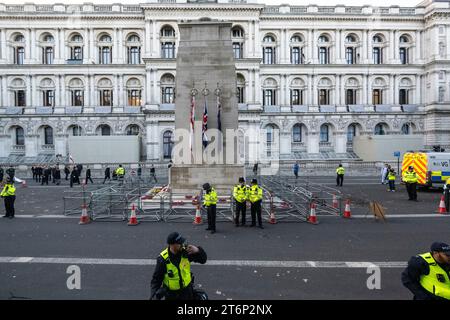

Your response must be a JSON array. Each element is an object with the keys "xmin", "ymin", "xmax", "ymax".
[
  {"xmin": 387, "ymin": 168, "xmax": 396, "ymax": 192},
  {"xmin": 115, "ymin": 164, "xmax": 125, "ymax": 184},
  {"xmin": 444, "ymin": 178, "xmax": 450, "ymax": 212},
  {"xmin": 151, "ymin": 232, "xmax": 207, "ymax": 300},
  {"xmin": 402, "ymin": 242, "xmax": 450, "ymax": 300},
  {"xmin": 403, "ymin": 165, "xmax": 418, "ymax": 201},
  {"xmin": 1, "ymin": 177, "xmax": 16, "ymax": 219},
  {"xmin": 233, "ymin": 177, "xmax": 249, "ymax": 227},
  {"xmin": 249, "ymin": 178, "xmax": 264, "ymax": 229},
  {"xmin": 203, "ymin": 183, "xmax": 217, "ymax": 234},
  {"xmin": 336, "ymin": 164, "xmax": 345, "ymax": 187}
]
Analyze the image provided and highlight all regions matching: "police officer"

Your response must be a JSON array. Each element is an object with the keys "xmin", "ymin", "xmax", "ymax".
[
  {"xmin": 336, "ymin": 164, "xmax": 345, "ymax": 187},
  {"xmin": 1, "ymin": 177, "xmax": 16, "ymax": 219},
  {"xmin": 444, "ymin": 177, "xmax": 450, "ymax": 212},
  {"xmin": 6, "ymin": 166, "xmax": 15, "ymax": 181},
  {"xmin": 249, "ymin": 178, "xmax": 264, "ymax": 229},
  {"xmin": 85, "ymin": 166, "xmax": 94, "ymax": 184},
  {"xmin": 403, "ymin": 165, "xmax": 418, "ymax": 201},
  {"xmin": 203, "ymin": 183, "xmax": 217, "ymax": 234},
  {"xmin": 115, "ymin": 164, "xmax": 125, "ymax": 184},
  {"xmin": 233, "ymin": 177, "xmax": 248, "ymax": 227},
  {"xmin": 151, "ymin": 232, "xmax": 207, "ymax": 300},
  {"xmin": 103, "ymin": 166, "xmax": 111, "ymax": 184},
  {"xmin": 402, "ymin": 242, "xmax": 450, "ymax": 300},
  {"xmin": 0, "ymin": 166, "xmax": 3, "ymax": 182},
  {"xmin": 387, "ymin": 168, "xmax": 396, "ymax": 192}
]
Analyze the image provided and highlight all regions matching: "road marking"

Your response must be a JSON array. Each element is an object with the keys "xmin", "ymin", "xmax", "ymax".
[
  {"xmin": 0, "ymin": 256, "xmax": 407, "ymax": 268},
  {"xmin": 348, "ymin": 214, "xmax": 450, "ymax": 219}
]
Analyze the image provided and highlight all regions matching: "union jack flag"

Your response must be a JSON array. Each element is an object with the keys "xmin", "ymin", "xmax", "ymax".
[{"xmin": 190, "ymin": 94, "xmax": 196, "ymax": 154}]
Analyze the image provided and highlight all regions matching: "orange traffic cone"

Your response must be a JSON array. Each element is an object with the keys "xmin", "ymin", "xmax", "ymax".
[
  {"xmin": 128, "ymin": 204, "xmax": 139, "ymax": 226},
  {"xmin": 308, "ymin": 202, "xmax": 318, "ymax": 224},
  {"xmin": 343, "ymin": 200, "xmax": 352, "ymax": 218},
  {"xmin": 332, "ymin": 194, "xmax": 338, "ymax": 209},
  {"xmin": 269, "ymin": 210, "xmax": 277, "ymax": 224},
  {"xmin": 193, "ymin": 204, "xmax": 202, "ymax": 225},
  {"xmin": 79, "ymin": 204, "xmax": 90, "ymax": 225},
  {"xmin": 438, "ymin": 196, "xmax": 447, "ymax": 214}
]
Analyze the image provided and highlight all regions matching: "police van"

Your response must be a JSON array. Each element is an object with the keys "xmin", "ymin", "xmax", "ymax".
[{"xmin": 401, "ymin": 152, "xmax": 450, "ymax": 188}]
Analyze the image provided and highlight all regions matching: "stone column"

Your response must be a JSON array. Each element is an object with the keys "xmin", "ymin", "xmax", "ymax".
[
  {"xmin": 153, "ymin": 69, "xmax": 159, "ymax": 104},
  {"xmin": 146, "ymin": 67, "xmax": 151, "ymax": 105},
  {"xmin": 60, "ymin": 75, "xmax": 66, "ymax": 107},
  {"xmin": 362, "ymin": 30, "xmax": 368, "ymax": 63},
  {"xmin": 362, "ymin": 74, "xmax": 368, "ymax": 105},
  {"xmin": 84, "ymin": 28, "xmax": 89, "ymax": 64},
  {"xmin": 119, "ymin": 74, "xmax": 124, "ymax": 106},
  {"xmin": 393, "ymin": 75, "xmax": 398, "ymax": 105},
  {"xmin": 90, "ymin": 28, "xmax": 95, "ymax": 63},
  {"xmin": 254, "ymin": 69, "xmax": 260, "ymax": 105},
  {"xmin": 312, "ymin": 75, "xmax": 318, "ymax": 105},
  {"xmin": 0, "ymin": 29, "xmax": 5, "ymax": 61},
  {"xmin": 415, "ymin": 75, "xmax": 421, "ymax": 104},
  {"xmin": 145, "ymin": 20, "xmax": 151, "ymax": 56},
  {"xmin": 113, "ymin": 74, "xmax": 119, "ymax": 107},
  {"xmin": 307, "ymin": 74, "xmax": 313, "ymax": 105},
  {"xmin": 54, "ymin": 28, "xmax": 60, "ymax": 63},
  {"xmin": 26, "ymin": 75, "xmax": 32, "ymax": 107},
  {"xmin": 336, "ymin": 29, "xmax": 341, "ymax": 63},
  {"xmin": 394, "ymin": 30, "xmax": 400, "ymax": 63},
  {"xmin": 61, "ymin": 29, "xmax": 66, "ymax": 62},
  {"xmin": 246, "ymin": 70, "xmax": 252, "ymax": 103},
  {"xmin": 335, "ymin": 75, "xmax": 340, "ymax": 106},
  {"xmin": 389, "ymin": 30, "xmax": 395, "ymax": 63},
  {"xmin": 447, "ymin": 26, "xmax": 450, "ymax": 59},
  {"xmin": 30, "ymin": 28, "xmax": 36, "ymax": 63},
  {"xmin": 2, "ymin": 76, "xmax": 7, "ymax": 106},
  {"xmin": 54, "ymin": 76, "xmax": 60, "ymax": 108},
  {"xmin": 113, "ymin": 28, "xmax": 118, "ymax": 64},
  {"xmin": 389, "ymin": 74, "xmax": 395, "ymax": 104},
  {"xmin": 280, "ymin": 28, "xmax": 286, "ymax": 64},
  {"xmin": 152, "ymin": 20, "xmax": 157, "ymax": 58},
  {"xmin": 90, "ymin": 75, "xmax": 95, "ymax": 107},
  {"xmin": 415, "ymin": 30, "xmax": 421, "ymax": 62},
  {"xmin": 254, "ymin": 20, "xmax": 260, "ymax": 57},
  {"xmin": 247, "ymin": 21, "xmax": 253, "ymax": 57},
  {"xmin": 311, "ymin": 29, "xmax": 317, "ymax": 64},
  {"xmin": 118, "ymin": 28, "xmax": 123, "ymax": 63},
  {"xmin": 32, "ymin": 76, "xmax": 38, "ymax": 107}
]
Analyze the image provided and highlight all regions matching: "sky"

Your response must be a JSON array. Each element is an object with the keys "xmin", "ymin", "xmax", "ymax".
[{"xmin": 0, "ymin": 0, "xmax": 424, "ymax": 7}]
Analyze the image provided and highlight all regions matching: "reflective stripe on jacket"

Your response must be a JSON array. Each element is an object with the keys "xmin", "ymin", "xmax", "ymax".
[
  {"xmin": 0, "ymin": 183, "xmax": 15, "ymax": 197},
  {"xmin": 418, "ymin": 252, "xmax": 450, "ymax": 299},
  {"xmin": 203, "ymin": 188, "xmax": 218, "ymax": 206},
  {"xmin": 233, "ymin": 184, "xmax": 248, "ymax": 203},
  {"xmin": 249, "ymin": 185, "xmax": 263, "ymax": 203}
]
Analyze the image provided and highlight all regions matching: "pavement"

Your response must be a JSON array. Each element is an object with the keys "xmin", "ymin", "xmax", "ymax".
[{"xmin": 0, "ymin": 176, "xmax": 449, "ymax": 300}]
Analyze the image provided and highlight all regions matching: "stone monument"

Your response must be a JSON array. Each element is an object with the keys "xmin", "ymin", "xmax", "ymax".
[{"xmin": 170, "ymin": 19, "xmax": 244, "ymax": 193}]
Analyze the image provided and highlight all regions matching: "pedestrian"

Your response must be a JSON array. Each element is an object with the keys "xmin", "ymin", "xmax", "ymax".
[
  {"xmin": 115, "ymin": 164, "xmax": 125, "ymax": 184},
  {"xmin": 76, "ymin": 164, "xmax": 83, "ymax": 176},
  {"xmin": 233, "ymin": 177, "xmax": 248, "ymax": 227},
  {"xmin": 51, "ymin": 166, "xmax": 56, "ymax": 184},
  {"xmin": 402, "ymin": 242, "xmax": 450, "ymax": 300},
  {"xmin": 36, "ymin": 165, "xmax": 42, "ymax": 183},
  {"xmin": 150, "ymin": 232, "xmax": 207, "ymax": 300},
  {"xmin": 253, "ymin": 162, "xmax": 258, "ymax": 176},
  {"xmin": 64, "ymin": 165, "xmax": 70, "ymax": 181},
  {"xmin": 6, "ymin": 166, "xmax": 15, "ymax": 181},
  {"xmin": 249, "ymin": 178, "xmax": 264, "ymax": 229},
  {"xmin": 103, "ymin": 166, "xmax": 111, "ymax": 184},
  {"xmin": 137, "ymin": 165, "xmax": 142, "ymax": 179},
  {"xmin": 31, "ymin": 166, "xmax": 36, "ymax": 182},
  {"xmin": 293, "ymin": 161, "xmax": 299, "ymax": 179},
  {"xmin": 150, "ymin": 164, "xmax": 158, "ymax": 183},
  {"xmin": 444, "ymin": 178, "xmax": 450, "ymax": 212},
  {"xmin": 41, "ymin": 166, "xmax": 50, "ymax": 185},
  {"xmin": 403, "ymin": 165, "xmax": 418, "ymax": 201},
  {"xmin": 381, "ymin": 163, "xmax": 389, "ymax": 185},
  {"xmin": 336, "ymin": 164, "xmax": 345, "ymax": 187},
  {"xmin": 70, "ymin": 167, "xmax": 79, "ymax": 188},
  {"xmin": 86, "ymin": 166, "xmax": 94, "ymax": 184},
  {"xmin": 202, "ymin": 183, "xmax": 217, "ymax": 234},
  {"xmin": 1, "ymin": 177, "xmax": 16, "ymax": 219},
  {"xmin": 0, "ymin": 166, "xmax": 3, "ymax": 183},
  {"xmin": 53, "ymin": 166, "xmax": 61, "ymax": 185},
  {"xmin": 387, "ymin": 168, "xmax": 396, "ymax": 192}
]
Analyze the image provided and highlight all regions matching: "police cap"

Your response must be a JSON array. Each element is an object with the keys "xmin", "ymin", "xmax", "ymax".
[{"xmin": 167, "ymin": 232, "xmax": 186, "ymax": 245}]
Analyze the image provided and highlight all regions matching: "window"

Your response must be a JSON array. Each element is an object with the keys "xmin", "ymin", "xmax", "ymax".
[
  {"xmin": 43, "ymin": 90, "xmax": 54, "ymax": 107},
  {"xmin": 161, "ymin": 87, "xmax": 174, "ymax": 104},
  {"xmin": 72, "ymin": 125, "xmax": 82, "ymax": 136},
  {"xmin": 399, "ymin": 89, "xmax": 409, "ymax": 104},
  {"xmin": 42, "ymin": 47, "xmax": 53, "ymax": 64},
  {"xmin": 291, "ymin": 47, "xmax": 303, "ymax": 64},
  {"xmin": 14, "ymin": 47, "xmax": 25, "ymax": 65},
  {"xmin": 161, "ymin": 27, "xmax": 175, "ymax": 38},
  {"xmin": 232, "ymin": 28, "xmax": 244, "ymax": 38},
  {"xmin": 319, "ymin": 47, "xmax": 329, "ymax": 64},
  {"xmin": 71, "ymin": 90, "xmax": 84, "ymax": 106},
  {"xmin": 71, "ymin": 34, "xmax": 83, "ymax": 42},
  {"xmin": 319, "ymin": 89, "xmax": 330, "ymax": 105},
  {"xmin": 292, "ymin": 124, "xmax": 302, "ymax": 143},
  {"xmin": 372, "ymin": 89, "xmax": 382, "ymax": 105},
  {"xmin": 163, "ymin": 131, "xmax": 174, "ymax": 159},
  {"xmin": 400, "ymin": 47, "xmax": 408, "ymax": 64},
  {"xmin": 373, "ymin": 35, "xmax": 383, "ymax": 43},
  {"xmin": 400, "ymin": 36, "xmax": 409, "ymax": 43},
  {"xmin": 233, "ymin": 42, "xmax": 243, "ymax": 59},
  {"xmin": 44, "ymin": 126, "xmax": 53, "ymax": 145},
  {"xmin": 237, "ymin": 87, "xmax": 244, "ymax": 104},
  {"xmin": 347, "ymin": 124, "xmax": 356, "ymax": 142},
  {"xmin": 320, "ymin": 124, "xmax": 329, "ymax": 142},
  {"xmin": 263, "ymin": 47, "xmax": 275, "ymax": 64},
  {"xmin": 161, "ymin": 42, "xmax": 175, "ymax": 59},
  {"xmin": 128, "ymin": 47, "xmax": 141, "ymax": 64},
  {"xmin": 346, "ymin": 89, "xmax": 356, "ymax": 105},
  {"xmin": 126, "ymin": 125, "xmax": 140, "ymax": 136},
  {"xmin": 438, "ymin": 87, "xmax": 445, "ymax": 103},
  {"xmin": 374, "ymin": 124, "xmax": 386, "ymax": 135},
  {"xmin": 263, "ymin": 89, "xmax": 276, "ymax": 106},
  {"xmin": 71, "ymin": 47, "xmax": 83, "ymax": 60},
  {"xmin": 290, "ymin": 89, "xmax": 303, "ymax": 105},
  {"xmin": 99, "ymin": 47, "xmax": 111, "ymax": 64},
  {"xmin": 15, "ymin": 90, "xmax": 26, "ymax": 107},
  {"xmin": 15, "ymin": 127, "xmax": 25, "ymax": 145},
  {"xmin": 373, "ymin": 47, "xmax": 382, "ymax": 64},
  {"xmin": 100, "ymin": 90, "xmax": 113, "ymax": 106},
  {"xmin": 346, "ymin": 47, "xmax": 355, "ymax": 64},
  {"xmin": 318, "ymin": 36, "xmax": 329, "ymax": 43},
  {"xmin": 99, "ymin": 35, "xmax": 111, "ymax": 42},
  {"xmin": 100, "ymin": 125, "xmax": 111, "ymax": 136},
  {"xmin": 128, "ymin": 90, "xmax": 141, "ymax": 106},
  {"xmin": 401, "ymin": 123, "xmax": 410, "ymax": 135},
  {"xmin": 345, "ymin": 35, "xmax": 356, "ymax": 43}
]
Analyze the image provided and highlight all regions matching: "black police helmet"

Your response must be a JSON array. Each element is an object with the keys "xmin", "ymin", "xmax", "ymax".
[
  {"xmin": 167, "ymin": 232, "xmax": 186, "ymax": 245},
  {"xmin": 202, "ymin": 183, "xmax": 211, "ymax": 191},
  {"xmin": 238, "ymin": 177, "xmax": 245, "ymax": 183},
  {"xmin": 251, "ymin": 178, "xmax": 257, "ymax": 184}
]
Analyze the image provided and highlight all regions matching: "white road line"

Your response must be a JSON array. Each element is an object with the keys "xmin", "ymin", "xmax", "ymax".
[
  {"xmin": 349, "ymin": 214, "xmax": 450, "ymax": 219},
  {"xmin": 0, "ymin": 256, "xmax": 407, "ymax": 268}
]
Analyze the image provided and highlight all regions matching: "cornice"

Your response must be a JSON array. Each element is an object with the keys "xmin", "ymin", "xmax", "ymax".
[{"xmin": 0, "ymin": 14, "xmax": 145, "ymax": 21}]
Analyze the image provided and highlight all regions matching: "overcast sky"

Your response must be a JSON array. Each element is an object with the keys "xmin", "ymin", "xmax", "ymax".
[{"xmin": 0, "ymin": 0, "xmax": 423, "ymax": 7}]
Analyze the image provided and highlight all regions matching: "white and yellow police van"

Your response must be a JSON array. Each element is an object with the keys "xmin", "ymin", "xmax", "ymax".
[{"xmin": 402, "ymin": 152, "xmax": 450, "ymax": 188}]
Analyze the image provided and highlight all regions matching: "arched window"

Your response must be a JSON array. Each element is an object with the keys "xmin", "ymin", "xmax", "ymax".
[
  {"xmin": 401, "ymin": 123, "xmax": 410, "ymax": 135},
  {"xmin": 44, "ymin": 126, "xmax": 53, "ymax": 145},
  {"xmin": 126, "ymin": 78, "xmax": 142, "ymax": 106},
  {"xmin": 72, "ymin": 125, "xmax": 82, "ymax": 136},
  {"xmin": 372, "ymin": 35, "xmax": 384, "ymax": 64},
  {"xmin": 345, "ymin": 34, "xmax": 358, "ymax": 64},
  {"xmin": 161, "ymin": 26, "xmax": 176, "ymax": 59},
  {"xmin": 69, "ymin": 78, "xmax": 84, "ymax": 107},
  {"xmin": 347, "ymin": 124, "xmax": 357, "ymax": 142},
  {"xmin": 292, "ymin": 124, "xmax": 302, "ymax": 143},
  {"xmin": 290, "ymin": 35, "xmax": 304, "ymax": 64},
  {"xmin": 126, "ymin": 124, "xmax": 140, "ymax": 136},
  {"xmin": 318, "ymin": 35, "xmax": 330, "ymax": 65},
  {"xmin": 232, "ymin": 26, "xmax": 244, "ymax": 59},
  {"xmin": 236, "ymin": 74, "xmax": 245, "ymax": 104},
  {"xmin": 69, "ymin": 33, "xmax": 83, "ymax": 60},
  {"xmin": 320, "ymin": 124, "xmax": 329, "ymax": 142},
  {"xmin": 13, "ymin": 34, "xmax": 25, "ymax": 65},
  {"xmin": 163, "ymin": 131, "xmax": 174, "ymax": 159},
  {"xmin": 263, "ymin": 35, "xmax": 276, "ymax": 64},
  {"xmin": 98, "ymin": 124, "xmax": 111, "ymax": 136},
  {"xmin": 98, "ymin": 34, "xmax": 112, "ymax": 64},
  {"xmin": 98, "ymin": 78, "xmax": 113, "ymax": 106},
  {"xmin": 15, "ymin": 127, "xmax": 25, "ymax": 145},
  {"xmin": 263, "ymin": 78, "xmax": 277, "ymax": 106},
  {"xmin": 161, "ymin": 74, "xmax": 175, "ymax": 104},
  {"xmin": 127, "ymin": 34, "xmax": 141, "ymax": 64},
  {"xmin": 399, "ymin": 35, "xmax": 410, "ymax": 64},
  {"xmin": 374, "ymin": 123, "xmax": 386, "ymax": 135},
  {"xmin": 438, "ymin": 87, "xmax": 445, "ymax": 103}
]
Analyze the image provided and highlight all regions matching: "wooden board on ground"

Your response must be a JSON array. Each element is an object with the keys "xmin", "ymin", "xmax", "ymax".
[{"xmin": 369, "ymin": 201, "xmax": 386, "ymax": 222}]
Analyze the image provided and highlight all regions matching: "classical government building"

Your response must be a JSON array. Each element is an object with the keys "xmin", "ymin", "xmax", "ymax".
[{"xmin": 0, "ymin": 0, "xmax": 449, "ymax": 164}]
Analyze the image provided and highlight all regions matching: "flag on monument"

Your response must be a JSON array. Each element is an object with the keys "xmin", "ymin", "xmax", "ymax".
[
  {"xmin": 190, "ymin": 94, "xmax": 196, "ymax": 154},
  {"xmin": 69, "ymin": 154, "xmax": 75, "ymax": 164},
  {"xmin": 202, "ymin": 98, "xmax": 208, "ymax": 148},
  {"xmin": 217, "ymin": 94, "xmax": 222, "ymax": 132}
]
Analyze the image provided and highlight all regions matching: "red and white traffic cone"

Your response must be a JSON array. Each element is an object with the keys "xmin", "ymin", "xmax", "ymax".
[
  {"xmin": 438, "ymin": 196, "xmax": 447, "ymax": 214},
  {"xmin": 308, "ymin": 202, "xmax": 318, "ymax": 224},
  {"xmin": 332, "ymin": 194, "xmax": 339, "ymax": 209},
  {"xmin": 269, "ymin": 209, "xmax": 277, "ymax": 224},
  {"xmin": 343, "ymin": 200, "xmax": 352, "ymax": 218},
  {"xmin": 79, "ymin": 204, "xmax": 90, "ymax": 225},
  {"xmin": 193, "ymin": 204, "xmax": 202, "ymax": 225},
  {"xmin": 128, "ymin": 204, "xmax": 139, "ymax": 226}
]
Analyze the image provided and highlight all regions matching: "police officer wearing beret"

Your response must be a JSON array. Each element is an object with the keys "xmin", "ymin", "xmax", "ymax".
[
  {"xmin": 402, "ymin": 242, "xmax": 450, "ymax": 300},
  {"xmin": 151, "ymin": 232, "xmax": 207, "ymax": 300}
]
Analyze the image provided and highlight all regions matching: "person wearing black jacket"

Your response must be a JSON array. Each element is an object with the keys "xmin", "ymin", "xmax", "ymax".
[
  {"xmin": 70, "ymin": 167, "xmax": 80, "ymax": 188},
  {"xmin": 31, "ymin": 166, "xmax": 36, "ymax": 181},
  {"xmin": 0, "ymin": 166, "xmax": 3, "ymax": 182},
  {"xmin": 85, "ymin": 167, "xmax": 94, "ymax": 184},
  {"xmin": 64, "ymin": 165, "xmax": 70, "ymax": 180},
  {"xmin": 53, "ymin": 167, "xmax": 61, "ymax": 186},
  {"xmin": 401, "ymin": 242, "xmax": 450, "ymax": 300},
  {"xmin": 103, "ymin": 167, "xmax": 111, "ymax": 184},
  {"xmin": 41, "ymin": 166, "xmax": 50, "ymax": 185},
  {"xmin": 151, "ymin": 232, "xmax": 207, "ymax": 300},
  {"xmin": 6, "ymin": 166, "xmax": 15, "ymax": 181},
  {"xmin": 36, "ymin": 166, "xmax": 42, "ymax": 182},
  {"xmin": 76, "ymin": 164, "xmax": 83, "ymax": 176}
]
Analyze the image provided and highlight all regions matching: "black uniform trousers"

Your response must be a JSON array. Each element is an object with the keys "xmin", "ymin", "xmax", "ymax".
[
  {"xmin": 406, "ymin": 183, "xmax": 418, "ymax": 200},
  {"xmin": 445, "ymin": 188, "xmax": 449, "ymax": 212},
  {"xmin": 207, "ymin": 204, "xmax": 216, "ymax": 231},
  {"xmin": 103, "ymin": 175, "xmax": 111, "ymax": 184},
  {"xmin": 235, "ymin": 201, "xmax": 246, "ymax": 225},
  {"xmin": 86, "ymin": 176, "xmax": 94, "ymax": 184},
  {"xmin": 250, "ymin": 200, "xmax": 262, "ymax": 226},
  {"xmin": 336, "ymin": 174, "xmax": 344, "ymax": 186},
  {"xmin": 4, "ymin": 195, "xmax": 15, "ymax": 217}
]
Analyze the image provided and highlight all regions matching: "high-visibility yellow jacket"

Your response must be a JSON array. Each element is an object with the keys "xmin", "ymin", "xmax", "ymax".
[
  {"xmin": 115, "ymin": 167, "xmax": 125, "ymax": 176},
  {"xmin": 418, "ymin": 252, "xmax": 450, "ymax": 300},
  {"xmin": 248, "ymin": 185, "xmax": 263, "ymax": 203},
  {"xmin": 233, "ymin": 184, "xmax": 248, "ymax": 203},
  {"xmin": 160, "ymin": 248, "xmax": 192, "ymax": 291},
  {"xmin": 388, "ymin": 172, "xmax": 396, "ymax": 181},
  {"xmin": 403, "ymin": 171, "xmax": 418, "ymax": 183},
  {"xmin": 336, "ymin": 167, "xmax": 345, "ymax": 175},
  {"xmin": 0, "ymin": 183, "xmax": 15, "ymax": 197},
  {"xmin": 203, "ymin": 188, "xmax": 217, "ymax": 206}
]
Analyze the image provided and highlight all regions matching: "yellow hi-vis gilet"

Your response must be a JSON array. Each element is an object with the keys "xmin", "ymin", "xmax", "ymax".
[
  {"xmin": 233, "ymin": 184, "xmax": 248, "ymax": 203},
  {"xmin": 388, "ymin": 172, "xmax": 396, "ymax": 181},
  {"xmin": 116, "ymin": 167, "xmax": 125, "ymax": 176},
  {"xmin": 418, "ymin": 252, "xmax": 450, "ymax": 299},
  {"xmin": 203, "ymin": 188, "xmax": 217, "ymax": 206},
  {"xmin": 249, "ymin": 185, "xmax": 263, "ymax": 203},
  {"xmin": 160, "ymin": 248, "xmax": 192, "ymax": 291},
  {"xmin": 0, "ymin": 183, "xmax": 16, "ymax": 197},
  {"xmin": 336, "ymin": 167, "xmax": 345, "ymax": 175},
  {"xmin": 403, "ymin": 171, "xmax": 418, "ymax": 183}
]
